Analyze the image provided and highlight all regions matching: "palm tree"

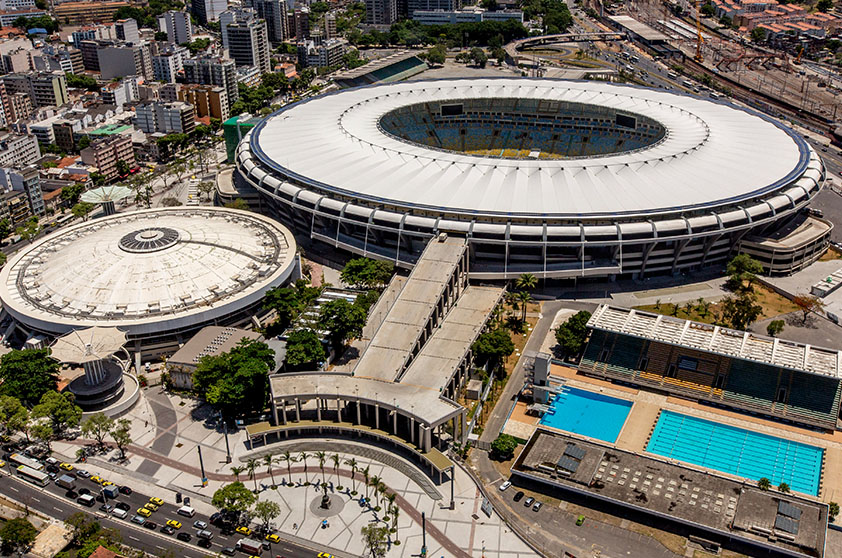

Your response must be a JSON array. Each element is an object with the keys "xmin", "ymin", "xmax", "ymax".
[
  {"xmin": 299, "ymin": 452, "xmax": 310, "ymax": 483},
  {"xmin": 246, "ymin": 458, "xmax": 259, "ymax": 492},
  {"xmin": 491, "ymin": 304, "xmax": 504, "ymax": 326},
  {"xmin": 315, "ymin": 450, "xmax": 327, "ymax": 485},
  {"xmin": 376, "ymin": 482, "xmax": 387, "ymax": 512},
  {"xmin": 362, "ymin": 466, "xmax": 371, "ymax": 500},
  {"xmin": 330, "ymin": 454, "xmax": 341, "ymax": 488},
  {"xmin": 778, "ymin": 482, "xmax": 791, "ymax": 493},
  {"xmin": 369, "ymin": 475, "xmax": 382, "ymax": 509},
  {"xmin": 263, "ymin": 454, "xmax": 276, "ymax": 487},
  {"xmin": 392, "ymin": 503, "xmax": 400, "ymax": 543},
  {"xmin": 515, "ymin": 273, "xmax": 537, "ymax": 292},
  {"xmin": 231, "ymin": 465, "xmax": 245, "ymax": 481},
  {"xmin": 344, "ymin": 457, "xmax": 359, "ymax": 494},
  {"xmin": 517, "ymin": 290, "xmax": 533, "ymax": 322},
  {"xmin": 279, "ymin": 451, "xmax": 296, "ymax": 484},
  {"xmin": 758, "ymin": 477, "xmax": 772, "ymax": 491},
  {"xmin": 383, "ymin": 493, "xmax": 396, "ymax": 522}
]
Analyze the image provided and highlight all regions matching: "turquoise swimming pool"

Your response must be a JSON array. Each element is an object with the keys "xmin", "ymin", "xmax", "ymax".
[
  {"xmin": 539, "ymin": 386, "xmax": 632, "ymax": 443},
  {"xmin": 646, "ymin": 410, "xmax": 824, "ymax": 496}
]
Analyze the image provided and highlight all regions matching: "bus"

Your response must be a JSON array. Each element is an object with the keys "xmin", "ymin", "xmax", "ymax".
[
  {"xmin": 16, "ymin": 465, "xmax": 49, "ymax": 487},
  {"xmin": 10, "ymin": 453, "xmax": 44, "ymax": 472}
]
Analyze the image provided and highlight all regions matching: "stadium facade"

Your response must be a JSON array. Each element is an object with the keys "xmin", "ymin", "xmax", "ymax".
[{"xmin": 236, "ymin": 78, "xmax": 828, "ymax": 280}]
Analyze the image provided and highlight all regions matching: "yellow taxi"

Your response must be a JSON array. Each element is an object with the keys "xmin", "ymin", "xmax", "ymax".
[
  {"xmin": 90, "ymin": 475, "xmax": 103, "ymax": 484},
  {"xmin": 137, "ymin": 508, "xmax": 152, "ymax": 517},
  {"xmin": 59, "ymin": 463, "xmax": 73, "ymax": 471},
  {"xmin": 101, "ymin": 481, "xmax": 114, "ymax": 487},
  {"xmin": 235, "ymin": 526, "xmax": 252, "ymax": 536},
  {"xmin": 166, "ymin": 519, "xmax": 182, "ymax": 529},
  {"xmin": 144, "ymin": 502, "xmax": 159, "ymax": 512},
  {"xmin": 318, "ymin": 553, "xmax": 335, "ymax": 558},
  {"xmin": 265, "ymin": 533, "xmax": 280, "ymax": 543},
  {"xmin": 149, "ymin": 497, "xmax": 164, "ymax": 506}
]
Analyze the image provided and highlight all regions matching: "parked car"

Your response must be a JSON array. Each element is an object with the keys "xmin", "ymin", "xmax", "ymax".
[
  {"xmin": 498, "ymin": 481, "xmax": 511, "ymax": 491},
  {"xmin": 115, "ymin": 502, "xmax": 131, "ymax": 511},
  {"xmin": 111, "ymin": 508, "xmax": 128, "ymax": 520},
  {"xmin": 221, "ymin": 548, "xmax": 236, "ymax": 556},
  {"xmin": 532, "ymin": 501, "xmax": 542, "ymax": 512},
  {"xmin": 143, "ymin": 521, "xmax": 158, "ymax": 530},
  {"xmin": 513, "ymin": 491, "xmax": 525, "ymax": 502},
  {"xmin": 119, "ymin": 486, "xmax": 132, "ymax": 495},
  {"xmin": 177, "ymin": 532, "xmax": 192, "ymax": 542},
  {"xmin": 523, "ymin": 497, "xmax": 535, "ymax": 507},
  {"xmin": 130, "ymin": 515, "xmax": 146, "ymax": 526},
  {"xmin": 576, "ymin": 515, "xmax": 586, "ymax": 526},
  {"xmin": 193, "ymin": 520, "xmax": 208, "ymax": 530},
  {"xmin": 161, "ymin": 525, "xmax": 176, "ymax": 535}
]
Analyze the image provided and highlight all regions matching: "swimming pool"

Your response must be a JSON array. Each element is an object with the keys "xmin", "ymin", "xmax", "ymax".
[
  {"xmin": 539, "ymin": 386, "xmax": 632, "ymax": 443},
  {"xmin": 646, "ymin": 410, "xmax": 824, "ymax": 496}
]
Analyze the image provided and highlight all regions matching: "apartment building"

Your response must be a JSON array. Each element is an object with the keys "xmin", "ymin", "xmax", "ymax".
[
  {"xmin": 0, "ymin": 132, "xmax": 40, "ymax": 168},
  {"xmin": 159, "ymin": 10, "xmax": 193, "ymax": 44},
  {"xmin": 135, "ymin": 101, "xmax": 196, "ymax": 135},
  {"xmin": 54, "ymin": 1, "xmax": 130, "ymax": 24},
  {"xmin": 80, "ymin": 135, "xmax": 134, "ymax": 181},
  {"xmin": 178, "ymin": 84, "xmax": 229, "ymax": 121},
  {"xmin": 183, "ymin": 56, "xmax": 238, "ymax": 103}
]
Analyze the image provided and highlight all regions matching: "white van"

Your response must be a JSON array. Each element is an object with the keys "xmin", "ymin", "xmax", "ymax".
[{"xmin": 177, "ymin": 505, "xmax": 196, "ymax": 517}]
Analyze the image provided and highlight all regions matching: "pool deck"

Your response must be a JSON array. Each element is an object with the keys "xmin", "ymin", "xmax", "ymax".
[{"xmin": 525, "ymin": 362, "xmax": 842, "ymax": 506}]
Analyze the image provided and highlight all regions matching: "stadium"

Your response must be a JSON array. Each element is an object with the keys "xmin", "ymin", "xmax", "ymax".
[
  {"xmin": 0, "ymin": 207, "xmax": 297, "ymax": 356},
  {"xmin": 235, "ymin": 78, "xmax": 829, "ymax": 280}
]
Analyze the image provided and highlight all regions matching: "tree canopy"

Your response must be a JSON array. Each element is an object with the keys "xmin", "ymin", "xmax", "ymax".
[
  {"xmin": 192, "ymin": 339, "xmax": 275, "ymax": 417},
  {"xmin": 0, "ymin": 517, "xmax": 37, "ymax": 555},
  {"xmin": 284, "ymin": 329, "xmax": 326, "ymax": 370},
  {"xmin": 32, "ymin": 390, "xmax": 82, "ymax": 435},
  {"xmin": 340, "ymin": 257, "xmax": 394, "ymax": 290},
  {"xmin": 0, "ymin": 349, "xmax": 60, "ymax": 406},
  {"xmin": 472, "ymin": 328, "xmax": 514, "ymax": 371},
  {"xmin": 211, "ymin": 481, "xmax": 256, "ymax": 513},
  {"xmin": 262, "ymin": 279, "xmax": 323, "ymax": 331},
  {"xmin": 490, "ymin": 433, "xmax": 518, "ymax": 460},
  {"xmin": 554, "ymin": 310, "xmax": 591, "ymax": 357},
  {"xmin": 721, "ymin": 291, "xmax": 763, "ymax": 330},
  {"xmin": 726, "ymin": 253, "xmax": 763, "ymax": 289},
  {"xmin": 65, "ymin": 73, "xmax": 99, "ymax": 92},
  {"xmin": 318, "ymin": 298, "xmax": 368, "ymax": 352}
]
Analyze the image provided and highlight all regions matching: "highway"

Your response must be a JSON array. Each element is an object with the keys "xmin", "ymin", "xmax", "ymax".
[{"xmin": 0, "ymin": 470, "xmax": 329, "ymax": 558}]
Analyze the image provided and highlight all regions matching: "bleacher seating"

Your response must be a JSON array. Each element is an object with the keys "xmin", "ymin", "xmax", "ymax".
[
  {"xmin": 785, "ymin": 371, "xmax": 841, "ymax": 426},
  {"xmin": 723, "ymin": 360, "xmax": 779, "ymax": 411},
  {"xmin": 605, "ymin": 335, "xmax": 645, "ymax": 377}
]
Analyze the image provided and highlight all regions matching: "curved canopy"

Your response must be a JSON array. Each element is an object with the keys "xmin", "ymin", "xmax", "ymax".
[{"xmin": 51, "ymin": 327, "xmax": 127, "ymax": 363}]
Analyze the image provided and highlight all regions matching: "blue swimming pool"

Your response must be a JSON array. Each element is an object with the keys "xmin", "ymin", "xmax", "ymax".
[
  {"xmin": 646, "ymin": 410, "xmax": 824, "ymax": 496},
  {"xmin": 539, "ymin": 386, "xmax": 633, "ymax": 443}
]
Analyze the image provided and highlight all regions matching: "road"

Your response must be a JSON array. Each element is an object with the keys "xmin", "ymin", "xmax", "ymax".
[{"xmin": 0, "ymin": 468, "xmax": 334, "ymax": 558}]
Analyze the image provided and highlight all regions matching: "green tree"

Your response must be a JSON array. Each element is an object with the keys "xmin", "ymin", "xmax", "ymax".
[
  {"xmin": 60, "ymin": 182, "xmax": 85, "ymax": 206},
  {"xmin": 426, "ymin": 44, "xmax": 446, "ymax": 65},
  {"xmin": 225, "ymin": 198, "xmax": 249, "ymax": 211},
  {"xmin": 721, "ymin": 291, "xmax": 763, "ymax": 330},
  {"xmin": 516, "ymin": 273, "xmax": 537, "ymax": 291},
  {"xmin": 361, "ymin": 523, "xmax": 390, "ymax": 558},
  {"xmin": 110, "ymin": 418, "xmax": 131, "ymax": 459},
  {"xmin": 818, "ymin": 0, "xmax": 833, "ymax": 10},
  {"xmin": 318, "ymin": 298, "xmax": 367, "ymax": 353},
  {"xmin": 15, "ymin": 217, "xmax": 40, "ymax": 243},
  {"xmin": 263, "ymin": 286, "xmax": 305, "ymax": 330},
  {"xmin": 470, "ymin": 47, "xmax": 488, "ymax": 68},
  {"xmin": 701, "ymin": 2, "xmax": 715, "ymax": 16},
  {"xmin": 0, "ymin": 395, "xmax": 29, "ymax": 437},
  {"xmin": 750, "ymin": 27, "xmax": 766, "ymax": 41},
  {"xmin": 31, "ymin": 390, "xmax": 82, "ymax": 436},
  {"xmin": 81, "ymin": 413, "xmax": 114, "ymax": 450},
  {"xmin": 182, "ymin": 37, "xmax": 211, "ymax": 55},
  {"xmin": 340, "ymin": 257, "xmax": 394, "ymax": 289},
  {"xmin": 263, "ymin": 453, "xmax": 276, "ymax": 487},
  {"xmin": 71, "ymin": 202, "xmax": 95, "ymax": 221},
  {"xmin": 472, "ymin": 328, "xmax": 514, "ymax": 371},
  {"xmin": 316, "ymin": 450, "xmax": 327, "ymax": 485},
  {"xmin": 0, "ymin": 517, "xmax": 37, "ymax": 555},
  {"xmin": 90, "ymin": 172, "xmax": 106, "ymax": 187},
  {"xmin": 490, "ymin": 433, "xmax": 518, "ymax": 460},
  {"xmin": 31, "ymin": 421, "xmax": 53, "ymax": 451},
  {"xmin": 192, "ymin": 338, "xmax": 275, "ymax": 418},
  {"xmin": 554, "ymin": 310, "xmax": 592, "ymax": 357},
  {"xmin": 727, "ymin": 253, "xmax": 764, "ymax": 289},
  {"xmin": 253, "ymin": 499, "xmax": 281, "ymax": 531},
  {"xmin": 211, "ymin": 481, "xmax": 256, "ymax": 513},
  {"xmin": 0, "ymin": 349, "xmax": 60, "ymax": 405},
  {"xmin": 279, "ymin": 450, "xmax": 296, "ymax": 483},
  {"xmin": 115, "ymin": 159, "xmax": 130, "ymax": 177},
  {"xmin": 285, "ymin": 329, "xmax": 326, "ymax": 370},
  {"xmin": 155, "ymin": 30, "xmax": 168, "ymax": 40},
  {"xmin": 64, "ymin": 511, "xmax": 100, "ymax": 542},
  {"xmin": 778, "ymin": 482, "xmax": 790, "ymax": 493},
  {"xmin": 0, "ymin": 218, "xmax": 9, "ymax": 241},
  {"xmin": 829, "ymin": 501, "xmax": 839, "ymax": 522},
  {"xmin": 65, "ymin": 72, "xmax": 98, "ymax": 91},
  {"xmin": 516, "ymin": 290, "xmax": 532, "ymax": 322},
  {"xmin": 757, "ymin": 477, "xmax": 772, "ymax": 490},
  {"xmin": 197, "ymin": 181, "xmax": 215, "ymax": 201},
  {"xmin": 766, "ymin": 319, "xmax": 785, "ymax": 337}
]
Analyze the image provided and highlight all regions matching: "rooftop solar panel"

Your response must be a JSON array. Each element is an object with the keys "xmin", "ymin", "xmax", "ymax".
[
  {"xmin": 778, "ymin": 500, "xmax": 803, "ymax": 520},
  {"xmin": 556, "ymin": 456, "xmax": 581, "ymax": 473},
  {"xmin": 775, "ymin": 515, "xmax": 799, "ymax": 535},
  {"xmin": 564, "ymin": 444, "xmax": 586, "ymax": 460}
]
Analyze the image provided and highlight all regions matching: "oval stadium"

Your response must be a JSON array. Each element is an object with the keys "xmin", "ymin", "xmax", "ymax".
[
  {"xmin": 0, "ymin": 207, "xmax": 297, "ymax": 355},
  {"xmin": 235, "ymin": 78, "xmax": 828, "ymax": 280}
]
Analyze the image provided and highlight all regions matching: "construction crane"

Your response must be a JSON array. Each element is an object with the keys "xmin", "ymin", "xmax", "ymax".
[
  {"xmin": 695, "ymin": 0, "xmax": 704, "ymax": 62},
  {"xmin": 794, "ymin": 46, "xmax": 804, "ymax": 64}
]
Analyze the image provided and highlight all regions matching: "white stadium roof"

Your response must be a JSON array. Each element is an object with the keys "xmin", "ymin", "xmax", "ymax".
[
  {"xmin": 249, "ymin": 78, "xmax": 810, "ymax": 218},
  {"xmin": 0, "ymin": 207, "xmax": 297, "ymax": 338}
]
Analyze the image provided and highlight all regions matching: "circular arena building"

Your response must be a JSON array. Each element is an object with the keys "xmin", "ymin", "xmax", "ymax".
[
  {"xmin": 0, "ymin": 207, "xmax": 297, "ymax": 355},
  {"xmin": 236, "ymin": 78, "xmax": 828, "ymax": 280}
]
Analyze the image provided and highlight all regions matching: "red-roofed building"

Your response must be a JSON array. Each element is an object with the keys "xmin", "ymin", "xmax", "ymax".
[{"xmin": 88, "ymin": 546, "xmax": 121, "ymax": 558}]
